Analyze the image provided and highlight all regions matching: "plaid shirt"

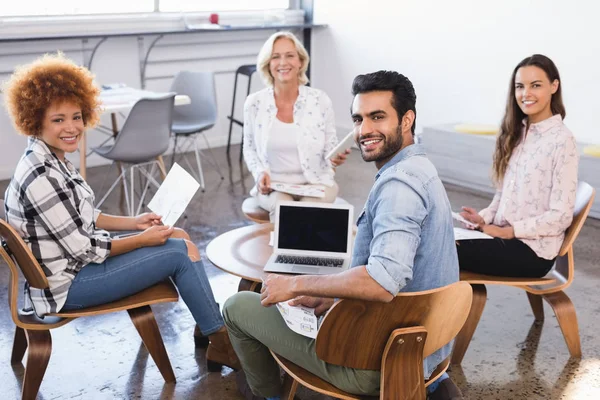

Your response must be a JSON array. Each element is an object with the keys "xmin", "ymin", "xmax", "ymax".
[{"xmin": 4, "ymin": 137, "xmax": 111, "ymax": 316}]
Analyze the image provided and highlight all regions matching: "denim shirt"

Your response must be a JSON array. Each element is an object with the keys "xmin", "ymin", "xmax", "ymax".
[{"xmin": 351, "ymin": 144, "xmax": 459, "ymax": 377}]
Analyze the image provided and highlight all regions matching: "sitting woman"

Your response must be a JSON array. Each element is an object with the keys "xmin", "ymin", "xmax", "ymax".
[
  {"xmin": 2, "ymin": 54, "xmax": 239, "ymax": 371},
  {"xmin": 458, "ymin": 54, "xmax": 578, "ymax": 278},
  {"xmin": 243, "ymin": 31, "xmax": 349, "ymax": 221}
]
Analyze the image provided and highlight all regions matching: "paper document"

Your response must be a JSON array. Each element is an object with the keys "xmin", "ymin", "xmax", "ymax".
[
  {"xmin": 270, "ymin": 182, "xmax": 326, "ymax": 198},
  {"xmin": 147, "ymin": 163, "xmax": 200, "ymax": 227},
  {"xmin": 454, "ymin": 227, "xmax": 493, "ymax": 241},
  {"xmin": 451, "ymin": 211, "xmax": 479, "ymax": 229},
  {"xmin": 276, "ymin": 301, "xmax": 319, "ymax": 339}
]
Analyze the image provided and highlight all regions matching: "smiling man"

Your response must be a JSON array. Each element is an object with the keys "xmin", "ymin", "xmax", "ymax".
[{"xmin": 223, "ymin": 70, "xmax": 462, "ymax": 400}]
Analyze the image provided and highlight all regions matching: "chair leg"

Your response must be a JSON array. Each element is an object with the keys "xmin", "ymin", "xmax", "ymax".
[
  {"xmin": 526, "ymin": 292, "xmax": 545, "ymax": 322},
  {"xmin": 543, "ymin": 291, "xmax": 581, "ymax": 358},
  {"xmin": 451, "ymin": 284, "xmax": 487, "ymax": 365},
  {"xmin": 11, "ymin": 326, "xmax": 27, "ymax": 364},
  {"xmin": 128, "ymin": 306, "xmax": 176, "ymax": 383},
  {"xmin": 193, "ymin": 136, "xmax": 206, "ymax": 190},
  {"xmin": 281, "ymin": 373, "xmax": 299, "ymax": 400},
  {"xmin": 22, "ymin": 330, "xmax": 52, "ymax": 400}
]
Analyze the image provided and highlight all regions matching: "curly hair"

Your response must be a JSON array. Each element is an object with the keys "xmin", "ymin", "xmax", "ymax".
[{"xmin": 3, "ymin": 53, "xmax": 101, "ymax": 136}]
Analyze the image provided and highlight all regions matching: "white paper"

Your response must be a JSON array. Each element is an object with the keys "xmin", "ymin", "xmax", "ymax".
[
  {"xmin": 451, "ymin": 211, "xmax": 478, "ymax": 229},
  {"xmin": 269, "ymin": 231, "xmax": 274, "ymax": 247},
  {"xmin": 147, "ymin": 163, "xmax": 200, "ymax": 227},
  {"xmin": 454, "ymin": 227, "xmax": 493, "ymax": 240},
  {"xmin": 270, "ymin": 182, "xmax": 326, "ymax": 198},
  {"xmin": 276, "ymin": 301, "xmax": 319, "ymax": 339}
]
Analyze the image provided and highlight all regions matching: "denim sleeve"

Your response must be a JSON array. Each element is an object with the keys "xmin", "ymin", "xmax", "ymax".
[{"xmin": 365, "ymin": 175, "xmax": 427, "ymax": 296}]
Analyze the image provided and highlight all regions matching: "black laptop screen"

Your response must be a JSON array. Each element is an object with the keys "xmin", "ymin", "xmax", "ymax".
[{"xmin": 277, "ymin": 205, "xmax": 349, "ymax": 253}]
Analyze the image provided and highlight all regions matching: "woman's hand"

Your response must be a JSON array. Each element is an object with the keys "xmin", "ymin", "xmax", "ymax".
[
  {"xmin": 139, "ymin": 225, "xmax": 174, "ymax": 247},
  {"xmin": 460, "ymin": 206, "xmax": 485, "ymax": 229},
  {"xmin": 134, "ymin": 212, "xmax": 163, "ymax": 230},
  {"xmin": 331, "ymin": 149, "xmax": 351, "ymax": 168},
  {"xmin": 481, "ymin": 224, "xmax": 515, "ymax": 239},
  {"xmin": 257, "ymin": 171, "xmax": 272, "ymax": 195}
]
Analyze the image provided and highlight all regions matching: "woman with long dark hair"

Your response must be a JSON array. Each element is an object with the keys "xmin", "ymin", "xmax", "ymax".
[{"xmin": 457, "ymin": 54, "xmax": 578, "ymax": 277}]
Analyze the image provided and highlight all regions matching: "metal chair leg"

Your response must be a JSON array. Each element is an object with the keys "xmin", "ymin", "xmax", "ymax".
[{"xmin": 227, "ymin": 72, "xmax": 240, "ymax": 155}]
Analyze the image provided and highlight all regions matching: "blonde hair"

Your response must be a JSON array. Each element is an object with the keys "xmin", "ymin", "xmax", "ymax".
[
  {"xmin": 3, "ymin": 52, "xmax": 101, "ymax": 136},
  {"xmin": 256, "ymin": 31, "xmax": 310, "ymax": 87}
]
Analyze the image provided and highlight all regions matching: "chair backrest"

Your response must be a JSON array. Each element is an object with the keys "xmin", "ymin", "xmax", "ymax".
[
  {"xmin": 170, "ymin": 71, "xmax": 217, "ymax": 128},
  {"xmin": 530, "ymin": 181, "xmax": 596, "ymax": 293},
  {"xmin": 315, "ymin": 281, "xmax": 472, "ymax": 370},
  {"xmin": 107, "ymin": 93, "xmax": 176, "ymax": 164}
]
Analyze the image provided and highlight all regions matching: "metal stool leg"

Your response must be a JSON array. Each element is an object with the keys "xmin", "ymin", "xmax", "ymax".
[
  {"xmin": 240, "ymin": 73, "xmax": 254, "ymax": 161},
  {"xmin": 227, "ymin": 72, "xmax": 240, "ymax": 155}
]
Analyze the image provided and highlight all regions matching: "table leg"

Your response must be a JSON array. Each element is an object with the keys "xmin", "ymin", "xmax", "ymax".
[
  {"xmin": 157, "ymin": 156, "xmax": 167, "ymax": 180},
  {"xmin": 238, "ymin": 279, "xmax": 261, "ymax": 293},
  {"xmin": 79, "ymin": 131, "xmax": 87, "ymax": 180}
]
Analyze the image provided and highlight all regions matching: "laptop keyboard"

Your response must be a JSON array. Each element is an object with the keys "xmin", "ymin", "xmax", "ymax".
[{"xmin": 275, "ymin": 255, "xmax": 345, "ymax": 268}]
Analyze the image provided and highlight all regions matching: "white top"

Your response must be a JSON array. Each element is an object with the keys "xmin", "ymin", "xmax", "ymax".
[
  {"xmin": 242, "ymin": 86, "xmax": 338, "ymax": 196},
  {"xmin": 267, "ymin": 118, "xmax": 307, "ymax": 184}
]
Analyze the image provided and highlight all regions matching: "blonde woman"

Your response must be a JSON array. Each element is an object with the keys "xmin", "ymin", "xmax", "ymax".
[{"xmin": 243, "ymin": 31, "xmax": 349, "ymax": 221}]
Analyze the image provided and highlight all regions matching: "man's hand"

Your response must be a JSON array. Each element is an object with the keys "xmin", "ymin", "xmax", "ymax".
[
  {"xmin": 289, "ymin": 296, "xmax": 335, "ymax": 316},
  {"xmin": 260, "ymin": 274, "xmax": 296, "ymax": 307},
  {"xmin": 459, "ymin": 206, "xmax": 485, "ymax": 229},
  {"xmin": 257, "ymin": 172, "xmax": 272, "ymax": 195},
  {"xmin": 134, "ymin": 212, "xmax": 163, "ymax": 230},
  {"xmin": 481, "ymin": 224, "xmax": 515, "ymax": 239},
  {"xmin": 330, "ymin": 149, "xmax": 351, "ymax": 168}
]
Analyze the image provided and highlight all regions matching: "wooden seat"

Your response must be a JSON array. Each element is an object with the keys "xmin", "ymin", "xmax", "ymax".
[
  {"xmin": 0, "ymin": 200, "xmax": 179, "ymax": 400},
  {"xmin": 242, "ymin": 196, "xmax": 351, "ymax": 224},
  {"xmin": 270, "ymin": 281, "xmax": 473, "ymax": 400},
  {"xmin": 452, "ymin": 181, "xmax": 595, "ymax": 364}
]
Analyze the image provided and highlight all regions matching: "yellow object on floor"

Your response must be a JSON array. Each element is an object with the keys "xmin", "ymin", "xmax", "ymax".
[
  {"xmin": 583, "ymin": 145, "xmax": 600, "ymax": 157},
  {"xmin": 454, "ymin": 123, "xmax": 498, "ymax": 135}
]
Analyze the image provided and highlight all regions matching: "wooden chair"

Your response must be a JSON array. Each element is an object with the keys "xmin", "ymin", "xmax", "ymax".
[
  {"xmin": 452, "ymin": 181, "xmax": 596, "ymax": 364},
  {"xmin": 270, "ymin": 281, "xmax": 473, "ymax": 400},
  {"xmin": 0, "ymin": 200, "xmax": 179, "ymax": 400},
  {"xmin": 242, "ymin": 196, "xmax": 351, "ymax": 224}
]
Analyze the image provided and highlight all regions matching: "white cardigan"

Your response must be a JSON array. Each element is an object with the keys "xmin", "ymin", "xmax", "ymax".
[{"xmin": 242, "ymin": 85, "xmax": 338, "ymax": 195}]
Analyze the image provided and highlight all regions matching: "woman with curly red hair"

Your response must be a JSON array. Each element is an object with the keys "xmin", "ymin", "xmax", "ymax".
[{"xmin": 3, "ymin": 54, "xmax": 239, "ymax": 371}]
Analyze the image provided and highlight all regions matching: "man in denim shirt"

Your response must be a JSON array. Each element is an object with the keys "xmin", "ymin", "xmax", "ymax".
[{"xmin": 223, "ymin": 71, "xmax": 462, "ymax": 400}]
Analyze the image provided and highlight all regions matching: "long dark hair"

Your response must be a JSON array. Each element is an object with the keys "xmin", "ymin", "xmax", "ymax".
[{"xmin": 492, "ymin": 54, "xmax": 565, "ymax": 184}]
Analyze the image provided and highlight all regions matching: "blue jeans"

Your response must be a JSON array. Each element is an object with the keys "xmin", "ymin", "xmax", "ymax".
[{"xmin": 63, "ymin": 238, "xmax": 223, "ymax": 335}]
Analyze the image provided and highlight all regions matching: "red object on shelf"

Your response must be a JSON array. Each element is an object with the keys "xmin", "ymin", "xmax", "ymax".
[{"xmin": 209, "ymin": 13, "xmax": 219, "ymax": 24}]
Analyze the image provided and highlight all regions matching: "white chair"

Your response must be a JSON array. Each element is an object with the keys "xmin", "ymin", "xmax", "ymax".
[{"xmin": 93, "ymin": 94, "xmax": 175, "ymax": 216}]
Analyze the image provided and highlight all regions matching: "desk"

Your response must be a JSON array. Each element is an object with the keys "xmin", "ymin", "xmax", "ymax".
[
  {"xmin": 78, "ymin": 87, "xmax": 191, "ymax": 179},
  {"xmin": 206, "ymin": 223, "xmax": 274, "ymax": 292}
]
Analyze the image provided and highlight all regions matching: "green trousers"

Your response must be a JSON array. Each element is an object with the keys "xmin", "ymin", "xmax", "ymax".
[{"xmin": 223, "ymin": 291, "xmax": 380, "ymax": 397}]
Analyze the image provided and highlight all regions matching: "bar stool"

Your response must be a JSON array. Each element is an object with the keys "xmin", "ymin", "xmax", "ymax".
[{"xmin": 226, "ymin": 64, "xmax": 257, "ymax": 160}]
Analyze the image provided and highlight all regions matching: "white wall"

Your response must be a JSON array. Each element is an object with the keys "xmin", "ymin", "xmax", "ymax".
[{"xmin": 310, "ymin": 0, "xmax": 600, "ymax": 144}]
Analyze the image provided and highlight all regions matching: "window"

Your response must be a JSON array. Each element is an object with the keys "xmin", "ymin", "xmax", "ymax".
[
  {"xmin": 1, "ymin": 1, "xmax": 154, "ymax": 17},
  {"xmin": 160, "ymin": 0, "xmax": 288, "ymax": 12},
  {"xmin": 1, "ymin": 1, "xmax": 289, "ymax": 17}
]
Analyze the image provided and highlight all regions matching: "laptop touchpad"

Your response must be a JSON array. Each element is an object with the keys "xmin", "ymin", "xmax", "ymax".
[{"xmin": 292, "ymin": 266, "xmax": 320, "ymax": 274}]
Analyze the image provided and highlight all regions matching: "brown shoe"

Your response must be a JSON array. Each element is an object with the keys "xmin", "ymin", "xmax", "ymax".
[
  {"xmin": 206, "ymin": 328, "xmax": 242, "ymax": 372},
  {"xmin": 193, "ymin": 325, "xmax": 209, "ymax": 348},
  {"xmin": 428, "ymin": 377, "xmax": 463, "ymax": 400}
]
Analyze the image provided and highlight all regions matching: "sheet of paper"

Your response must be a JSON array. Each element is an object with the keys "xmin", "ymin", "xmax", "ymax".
[
  {"xmin": 451, "ymin": 211, "xmax": 478, "ymax": 229},
  {"xmin": 147, "ymin": 163, "xmax": 200, "ymax": 227},
  {"xmin": 270, "ymin": 182, "xmax": 326, "ymax": 198},
  {"xmin": 454, "ymin": 227, "xmax": 493, "ymax": 240},
  {"xmin": 276, "ymin": 301, "xmax": 319, "ymax": 339}
]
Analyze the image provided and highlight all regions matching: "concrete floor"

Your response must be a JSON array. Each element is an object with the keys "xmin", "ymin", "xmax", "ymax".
[{"xmin": 1, "ymin": 145, "xmax": 599, "ymax": 400}]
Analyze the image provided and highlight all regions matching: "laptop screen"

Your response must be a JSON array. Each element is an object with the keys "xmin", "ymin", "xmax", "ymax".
[{"xmin": 278, "ymin": 205, "xmax": 350, "ymax": 253}]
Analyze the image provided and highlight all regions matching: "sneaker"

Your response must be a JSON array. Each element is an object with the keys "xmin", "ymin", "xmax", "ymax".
[{"xmin": 428, "ymin": 377, "xmax": 463, "ymax": 400}]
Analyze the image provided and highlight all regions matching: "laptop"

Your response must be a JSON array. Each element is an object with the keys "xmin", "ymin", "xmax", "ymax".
[{"xmin": 264, "ymin": 201, "xmax": 354, "ymax": 275}]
